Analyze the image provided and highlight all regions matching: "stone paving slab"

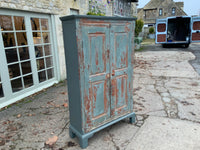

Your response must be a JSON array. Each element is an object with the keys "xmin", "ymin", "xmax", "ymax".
[
  {"xmin": 126, "ymin": 116, "xmax": 200, "ymax": 150},
  {"xmin": 1, "ymin": 44, "xmax": 200, "ymax": 149}
]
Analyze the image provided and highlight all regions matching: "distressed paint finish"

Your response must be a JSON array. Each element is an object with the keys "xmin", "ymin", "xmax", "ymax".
[
  {"xmin": 81, "ymin": 23, "xmax": 110, "ymax": 133},
  {"xmin": 110, "ymin": 23, "xmax": 133, "ymax": 117},
  {"xmin": 61, "ymin": 15, "xmax": 136, "ymax": 148}
]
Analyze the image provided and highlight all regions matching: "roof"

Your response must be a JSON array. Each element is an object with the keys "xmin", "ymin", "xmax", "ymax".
[{"xmin": 144, "ymin": 0, "xmax": 165, "ymax": 10}]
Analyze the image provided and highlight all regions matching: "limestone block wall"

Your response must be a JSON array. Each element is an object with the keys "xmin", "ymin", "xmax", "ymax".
[{"xmin": 0, "ymin": 0, "xmax": 136, "ymax": 80}]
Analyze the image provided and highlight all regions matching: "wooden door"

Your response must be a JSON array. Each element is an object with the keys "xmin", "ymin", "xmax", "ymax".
[
  {"xmin": 110, "ymin": 22, "xmax": 133, "ymax": 117},
  {"xmin": 81, "ymin": 22, "xmax": 110, "ymax": 132}
]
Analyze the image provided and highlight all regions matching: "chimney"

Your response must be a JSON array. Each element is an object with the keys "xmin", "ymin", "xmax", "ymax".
[{"xmin": 175, "ymin": 2, "xmax": 184, "ymax": 10}]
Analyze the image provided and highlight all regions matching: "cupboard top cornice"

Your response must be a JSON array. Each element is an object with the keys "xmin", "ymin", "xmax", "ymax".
[{"xmin": 60, "ymin": 15, "xmax": 136, "ymax": 22}]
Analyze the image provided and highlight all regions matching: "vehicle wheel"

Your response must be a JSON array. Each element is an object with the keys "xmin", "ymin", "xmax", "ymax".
[{"xmin": 184, "ymin": 44, "xmax": 189, "ymax": 48}]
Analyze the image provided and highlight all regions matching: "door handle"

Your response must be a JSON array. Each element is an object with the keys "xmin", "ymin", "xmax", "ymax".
[
  {"xmin": 196, "ymin": 31, "xmax": 200, "ymax": 33},
  {"xmin": 112, "ymin": 72, "xmax": 115, "ymax": 76},
  {"xmin": 106, "ymin": 73, "xmax": 110, "ymax": 79}
]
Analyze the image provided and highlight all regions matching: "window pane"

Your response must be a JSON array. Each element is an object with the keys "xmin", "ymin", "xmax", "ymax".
[
  {"xmin": 35, "ymin": 46, "xmax": 43, "ymax": 57},
  {"xmin": 31, "ymin": 18, "xmax": 40, "ymax": 30},
  {"xmin": 42, "ymin": 32, "xmax": 50, "ymax": 43},
  {"xmin": 21, "ymin": 61, "xmax": 32, "ymax": 75},
  {"xmin": 0, "ymin": 15, "xmax": 13, "ymax": 31},
  {"xmin": 38, "ymin": 71, "xmax": 46, "ymax": 83},
  {"xmin": 24, "ymin": 75, "xmax": 33, "ymax": 88},
  {"xmin": 44, "ymin": 45, "xmax": 52, "ymax": 56},
  {"xmin": 8, "ymin": 63, "xmax": 21, "ymax": 78},
  {"xmin": 37, "ymin": 58, "xmax": 45, "ymax": 70},
  {"xmin": 41, "ymin": 18, "xmax": 49, "ymax": 30},
  {"xmin": 5, "ymin": 48, "xmax": 18, "ymax": 63},
  {"xmin": 0, "ymin": 83, "xmax": 3, "ymax": 98},
  {"xmin": 14, "ymin": 16, "xmax": 25, "ymax": 30},
  {"xmin": 2, "ymin": 32, "xmax": 16, "ymax": 47},
  {"xmin": 16, "ymin": 32, "xmax": 27, "ymax": 46},
  {"xmin": 11, "ymin": 78, "xmax": 23, "ymax": 92},
  {"xmin": 19, "ymin": 47, "xmax": 29, "ymax": 60},
  {"xmin": 47, "ymin": 68, "xmax": 54, "ymax": 79},
  {"xmin": 46, "ymin": 57, "xmax": 53, "ymax": 68},
  {"xmin": 33, "ymin": 32, "xmax": 42, "ymax": 44}
]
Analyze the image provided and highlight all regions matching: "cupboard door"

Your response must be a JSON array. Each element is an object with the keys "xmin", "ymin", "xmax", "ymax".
[
  {"xmin": 81, "ymin": 24, "xmax": 110, "ymax": 132},
  {"xmin": 110, "ymin": 22, "xmax": 133, "ymax": 117}
]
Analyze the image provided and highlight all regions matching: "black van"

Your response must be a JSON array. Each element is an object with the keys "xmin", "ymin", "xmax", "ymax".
[{"xmin": 156, "ymin": 16, "xmax": 200, "ymax": 48}]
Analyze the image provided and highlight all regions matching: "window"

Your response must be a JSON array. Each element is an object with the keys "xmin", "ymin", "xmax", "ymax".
[
  {"xmin": 31, "ymin": 18, "xmax": 55, "ymax": 83},
  {"xmin": 0, "ymin": 10, "xmax": 57, "ymax": 107},
  {"xmin": 172, "ymin": 7, "xmax": 176, "ymax": 15},
  {"xmin": 159, "ymin": 8, "xmax": 163, "ymax": 16}
]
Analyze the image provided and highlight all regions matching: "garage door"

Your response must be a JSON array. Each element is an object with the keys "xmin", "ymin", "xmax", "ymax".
[{"xmin": 0, "ymin": 10, "xmax": 58, "ymax": 108}]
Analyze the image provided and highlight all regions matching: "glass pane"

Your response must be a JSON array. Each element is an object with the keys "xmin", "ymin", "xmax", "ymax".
[
  {"xmin": 16, "ymin": 32, "xmax": 27, "ymax": 46},
  {"xmin": 0, "ymin": 15, "xmax": 13, "ymax": 31},
  {"xmin": 38, "ymin": 71, "xmax": 46, "ymax": 83},
  {"xmin": 11, "ymin": 78, "xmax": 23, "ymax": 92},
  {"xmin": 14, "ymin": 16, "xmax": 25, "ymax": 30},
  {"xmin": 41, "ymin": 18, "xmax": 49, "ymax": 30},
  {"xmin": 2, "ymin": 32, "xmax": 16, "ymax": 47},
  {"xmin": 47, "ymin": 68, "xmax": 54, "ymax": 79},
  {"xmin": 21, "ymin": 61, "xmax": 32, "ymax": 75},
  {"xmin": 0, "ymin": 83, "xmax": 3, "ymax": 98},
  {"xmin": 8, "ymin": 63, "xmax": 21, "ymax": 78},
  {"xmin": 46, "ymin": 57, "xmax": 53, "ymax": 68},
  {"xmin": 37, "ymin": 58, "xmax": 45, "ymax": 70},
  {"xmin": 33, "ymin": 32, "xmax": 42, "ymax": 44},
  {"xmin": 31, "ymin": 18, "xmax": 40, "ymax": 30},
  {"xmin": 42, "ymin": 32, "xmax": 50, "ymax": 43},
  {"xmin": 5, "ymin": 48, "xmax": 18, "ymax": 63},
  {"xmin": 44, "ymin": 45, "xmax": 52, "ymax": 56},
  {"xmin": 24, "ymin": 75, "xmax": 33, "ymax": 88},
  {"xmin": 35, "ymin": 46, "xmax": 43, "ymax": 57},
  {"xmin": 19, "ymin": 47, "xmax": 29, "ymax": 60}
]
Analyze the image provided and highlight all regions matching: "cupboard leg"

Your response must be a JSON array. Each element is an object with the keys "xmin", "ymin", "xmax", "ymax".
[
  {"xmin": 129, "ymin": 115, "xmax": 135, "ymax": 124},
  {"xmin": 69, "ymin": 127, "xmax": 76, "ymax": 138},
  {"xmin": 79, "ymin": 137, "xmax": 88, "ymax": 149}
]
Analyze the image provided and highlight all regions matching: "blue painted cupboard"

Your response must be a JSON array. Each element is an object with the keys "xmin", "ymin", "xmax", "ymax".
[{"xmin": 60, "ymin": 15, "xmax": 136, "ymax": 148}]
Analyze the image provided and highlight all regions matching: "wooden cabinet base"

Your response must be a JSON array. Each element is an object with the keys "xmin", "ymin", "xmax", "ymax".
[{"xmin": 69, "ymin": 112, "xmax": 135, "ymax": 149}]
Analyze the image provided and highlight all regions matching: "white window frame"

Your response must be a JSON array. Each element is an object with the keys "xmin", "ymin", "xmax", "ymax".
[
  {"xmin": 0, "ymin": 9, "xmax": 60, "ymax": 108},
  {"xmin": 172, "ymin": 7, "xmax": 176, "ymax": 15},
  {"xmin": 159, "ymin": 8, "xmax": 163, "ymax": 16}
]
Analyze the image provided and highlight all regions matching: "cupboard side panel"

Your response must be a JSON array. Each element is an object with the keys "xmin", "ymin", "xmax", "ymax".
[{"xmin": 62, "ymin": 19, "xmax": 82, "ymax": 134}]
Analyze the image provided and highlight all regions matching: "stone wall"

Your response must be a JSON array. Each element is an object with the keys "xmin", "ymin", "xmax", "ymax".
[{"xmin": 0, "ymin": 0, "xmax": 137, "ymax": 80}]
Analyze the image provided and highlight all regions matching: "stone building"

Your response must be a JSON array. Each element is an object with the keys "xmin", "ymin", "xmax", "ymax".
[
  {"xmin": 137, "ymin": 0, "xmax": 187, "ymax": 27},
  {"xmin": 0, "ymin": 0, "xmax": 138, "ymax": 108}
]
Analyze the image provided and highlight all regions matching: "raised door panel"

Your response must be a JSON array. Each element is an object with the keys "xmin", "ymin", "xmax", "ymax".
[
  {"xmin": 110, "ymin": 22, "xmax": 133, "ymax": 117},
  {"xmin": 81, "ymin": 22, "xmax": 110, "ymax": 133}
]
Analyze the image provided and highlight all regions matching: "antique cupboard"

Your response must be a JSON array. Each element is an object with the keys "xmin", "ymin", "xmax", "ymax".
[{"xmin": 60, "ymin": 15, "xmax": 136, "ymax": 148}]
